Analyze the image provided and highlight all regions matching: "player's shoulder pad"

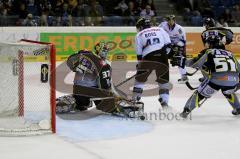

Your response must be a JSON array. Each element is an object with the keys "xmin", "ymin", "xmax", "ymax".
[
  {"xmin": 158, "ymin": 27, "xmax": 168, "ymax": 35},
  {"xmin": 137, "ymin": 27, "xmax": 157, "ymax": 36},
  {"xmin": 77, "ymin": 49, "xmax": 93, "ymax": 55},
  {"xmin": 175, "ymin": 23, "xmax": 185, "ymax": 31},
  {"xmin": 159, "ymin": 27, "xmax": 165, "ymax": 31},
  {"xmin": 198, "ymin": 48, "xmax": 211, "ymax": 56},
  {"xmin": 159, "ymin": 21, "xmax": 167, "ymax": 27},
  {"xmin": 102, "ymin": 59, "xmax": 111, "ymax": 66},
  {"xmin": 221, "ymin": 49, "xmax": 234, "ymax": 55},
  {"xmin": 205, "ymin": 48, "xmax": 215, "ymax": 55},
  {"xmin": 175, "ymin": 23, "xmax": 184, "ymax": 29}
]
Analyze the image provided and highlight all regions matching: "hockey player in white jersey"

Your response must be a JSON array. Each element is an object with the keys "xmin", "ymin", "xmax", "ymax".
[
  {"xmin": 172, "ymin": 30, "xmax": 240, "ymax": 118},
  {"xmin": 132, "ymin": 17, "xmax": 172, "ymax": 109},
  {"xmin": 159, "ymin": 15, "xmax": 188, "ymax": 83}
]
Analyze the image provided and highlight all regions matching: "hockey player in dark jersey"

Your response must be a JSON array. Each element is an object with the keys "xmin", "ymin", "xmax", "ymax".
[
  {"xmin": 172, "ymin": 30, "xmax": 240, "ymax": 118},
  {"xmin": 56, "ymin": 42, "xmax": 144, "ymax": 119},
  {"xmin": 198, "ymin": 17, "xmax": 234, "ymax": 82},
  {"xmin": 202, "ymin": 17, "xmax": 233, "ymax": 48}
]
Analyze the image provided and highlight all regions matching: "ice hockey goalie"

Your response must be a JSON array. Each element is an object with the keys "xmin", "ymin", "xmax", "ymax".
[{"xmin": 56, "ymin": 42, "xmax": 144, "ymax": 119}]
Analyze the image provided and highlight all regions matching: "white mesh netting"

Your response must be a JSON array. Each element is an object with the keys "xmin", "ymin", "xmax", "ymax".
[{"xmin": 0, "ymin": 40, "xmax": 55, "ymax": 136}]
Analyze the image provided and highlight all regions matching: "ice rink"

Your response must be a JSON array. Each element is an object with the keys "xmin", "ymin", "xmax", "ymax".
[{"xmin": 1, "ymin": 62, "xmax": 240, "ymax": 159}]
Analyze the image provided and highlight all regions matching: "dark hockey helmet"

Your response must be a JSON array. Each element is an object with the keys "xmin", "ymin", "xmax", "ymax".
[
  {"xmin": 202, "ymin": 30, "xmax": 223, "ymax": 49},
  {"xmin": 165, "ymin": 15, "xmax": 176, "ymax": 27},
  {"xmin": 203, "ymin": 17, "xmax": 215, "ymax": 29},
  {"xmin": 166, "ymin": 14, "xmax": 176, "ymax": 21},
  {"xmin": 94, "ymin": 41, "xmax": 109, "ymax": 59},
  {"xmin": 136, "ymin": 17, "xmax": 151, "ymax": 32}
]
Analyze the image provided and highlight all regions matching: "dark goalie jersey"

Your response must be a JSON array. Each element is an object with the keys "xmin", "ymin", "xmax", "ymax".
[
  {"xmin": 67, "ymin": 50, "xmax": 112, "ymax": 90},
  {"xmin": 186, "ymin": 49, "xmax": 240, "ymax": 86}
]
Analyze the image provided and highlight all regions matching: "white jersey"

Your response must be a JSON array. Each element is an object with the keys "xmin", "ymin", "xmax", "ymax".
[
  {"xmin": 159, "ymin": 21, "xmax": 186, "ymax": 45},
  {"xmin": 135, "ymin": 27, "xmax": 171, "ymax": 58}
]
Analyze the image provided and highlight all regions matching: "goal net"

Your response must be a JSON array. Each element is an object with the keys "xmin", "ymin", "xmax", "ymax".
[{"xmin": 0, "ymin": 39, "xmax": 56, "ymax": 136}]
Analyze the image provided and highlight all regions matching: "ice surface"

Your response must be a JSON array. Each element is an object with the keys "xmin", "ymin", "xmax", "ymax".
[
  {"xmin": 57, "ymin": 114, "xmax": 153, "ymax": 142},
  {"xmin": 0, "ymin": 63, "xmax": 239, "ymax": 159}
]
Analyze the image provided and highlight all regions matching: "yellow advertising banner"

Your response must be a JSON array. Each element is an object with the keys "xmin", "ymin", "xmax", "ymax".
[{"xmin": 40, "ymin": 31, "xmax": 240, "ymax": 61}]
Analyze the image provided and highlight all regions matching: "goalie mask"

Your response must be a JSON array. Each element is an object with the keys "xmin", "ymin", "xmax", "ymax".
[
  {"xmin": 136, "ymin": 17, "xmax": 151, "ymax": 32},
  {"xmin": 94, "ymin": 42, "xmax": 109, "ymax": 59}
]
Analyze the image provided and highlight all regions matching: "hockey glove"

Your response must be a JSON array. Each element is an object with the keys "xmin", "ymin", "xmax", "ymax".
[
  {"xmin": 170, "ymin": 55, "xmax": 186, "ymax": 68},
  {"xmin": 168, "ymin": 44, "xmax": 185, "ymax": 59}
]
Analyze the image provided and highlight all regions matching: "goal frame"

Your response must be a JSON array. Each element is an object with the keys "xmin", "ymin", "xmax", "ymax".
[{"xmin": 19, "ymin": 39, "xmax": 56, "ymax": 133}]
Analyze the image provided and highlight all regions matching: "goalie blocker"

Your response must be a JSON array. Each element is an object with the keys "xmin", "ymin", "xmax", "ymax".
[{"xmin": 57, "ymin": 43, "xmax": 145, "ymax": 119}]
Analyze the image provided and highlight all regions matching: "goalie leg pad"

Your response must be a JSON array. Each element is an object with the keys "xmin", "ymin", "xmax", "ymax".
[{"xmin": 56, "ymin": 95, "xmax": 76, "ymax": 114}]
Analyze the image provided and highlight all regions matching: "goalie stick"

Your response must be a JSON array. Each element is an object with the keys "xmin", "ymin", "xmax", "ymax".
[
  {"xmin": 90, "ymin": 97, "xmax": 115, "ymax": 101},
  {"xmin": 87, "ymin": 74, "xmax": 138, "ymax": 102},
  {"xmin": 115, "ymin": 73, "xmax": 138, "ymax": 88}
]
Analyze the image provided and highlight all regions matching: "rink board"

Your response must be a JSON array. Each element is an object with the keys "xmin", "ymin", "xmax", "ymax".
[{"xmin": 0, "ymin": 27, "xmax": 240, "ymax": 61}]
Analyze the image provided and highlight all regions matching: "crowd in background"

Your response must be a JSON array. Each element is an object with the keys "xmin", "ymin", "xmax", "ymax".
[
  {"xmin": 0, "ymin": 0, "xmax": 157, "ymax": 26},
  {"xmin": 1, "ymin": 0, "xmax": 240, "ymax": 27},
  {"xmin": 172, "ymin": 0, "xmax": 240, "ymax": 27}
]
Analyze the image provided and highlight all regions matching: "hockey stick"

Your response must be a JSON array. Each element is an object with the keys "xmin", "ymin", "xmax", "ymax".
[
  {"xmin": 186, "ymin": 68, "xmax": 199, "ymax": 76},
  {"xmin": 185, "ymin": 81, "xmax": 198, "ymax": 90},
  {"xmin": 199, "ymin": 98, "xmax": 207, "ymax": 107},
  {"xmin": 115, "ymin": 73, "xmax": 138, "ymax": 88},
  {"xmin": 90, "ymin": 97, "xmax": 115, "ymax": 101},
  {"xmin": 88, "ymin": 74, "xmax": 138, "ymax": 102}
]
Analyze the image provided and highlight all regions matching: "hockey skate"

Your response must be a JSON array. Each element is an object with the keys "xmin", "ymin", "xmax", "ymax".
[
  {"xmin": 232, "ymin": 108, "xmax": 240, "ymax": 116},
  {"xmin": 158, "ymin": 98, "xmax": 171, "ymax": 111},
  {"xmin": 178, "ymin": 75, "xmax": 188, "ymax": 84},
  {"xmin": 113, "ymin": 99, "xmax": 145, "ymax": 120},
  {"xmin": 180, "ymin": 108, "xmax": 191, "ymax": 118}
]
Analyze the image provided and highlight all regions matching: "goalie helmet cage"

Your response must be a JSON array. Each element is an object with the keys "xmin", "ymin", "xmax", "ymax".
[{"xmin": 0, "ymin": 39, "xmax": 56, "ymax": 136}]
